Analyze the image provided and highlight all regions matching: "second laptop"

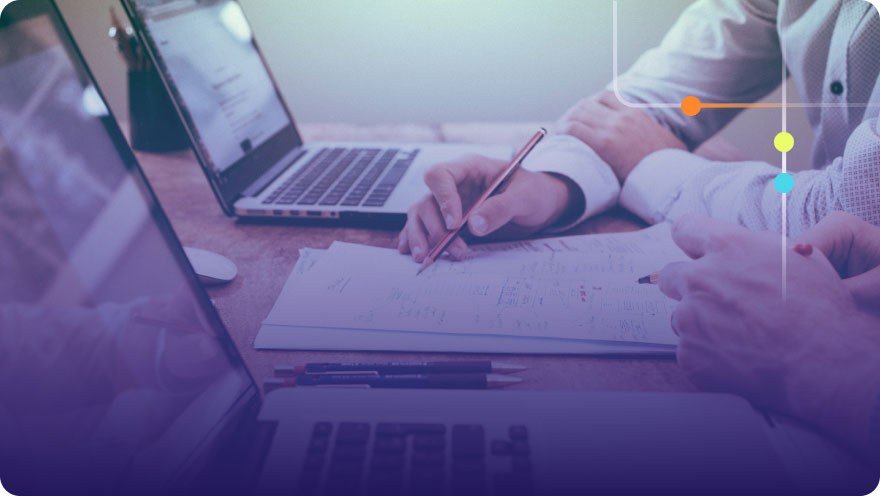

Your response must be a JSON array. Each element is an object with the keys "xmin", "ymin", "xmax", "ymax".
[{"xmin": 121, "ymin": 0, "xmax": 510, "ymax": 224}]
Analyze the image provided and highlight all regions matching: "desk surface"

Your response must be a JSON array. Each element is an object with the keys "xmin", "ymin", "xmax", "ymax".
[{"xmin": 135, "ymin": 123, "xmax": 694, "ymax": 393}]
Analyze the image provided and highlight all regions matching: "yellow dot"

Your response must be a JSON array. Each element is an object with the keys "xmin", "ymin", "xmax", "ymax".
[{"xmin": 774, "ymin": 132, "xmax": 794, "ymax": 153}]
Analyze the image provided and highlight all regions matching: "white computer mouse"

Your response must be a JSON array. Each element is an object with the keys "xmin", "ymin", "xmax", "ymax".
[{"xmin": 183, "ymin": 247, "xmax": 238, "ymax": 286}]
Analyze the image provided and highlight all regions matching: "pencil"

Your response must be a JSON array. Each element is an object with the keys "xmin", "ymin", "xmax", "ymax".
[
  {"xmin": 417, "ymin": 128, "xmax": 547, "ymax": 275},
  {"xmin": 637, "ymin": 272, "xmax": 659, "ymax": 285}
]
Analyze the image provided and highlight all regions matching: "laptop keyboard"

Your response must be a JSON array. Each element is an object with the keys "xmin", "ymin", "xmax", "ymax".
[
  {"xmin": 262, "ymin": 147, "xmax": 419, "ymax": 208},
  {"xmin": 298, "ymin": 421, "xmax": 535, "ymax": 496}
]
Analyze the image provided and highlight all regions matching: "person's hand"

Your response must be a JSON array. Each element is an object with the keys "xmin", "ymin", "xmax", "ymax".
[
  {"xmin": 795, "ymin": 211, "xmax": 880, "ymax": 312},
  {"xmin": 658, "ymin": 214, "xmax": 880, "ymax": 459},
  {"xmin": 558, "ymin": 91, "xmax": 686, "ymax": 183},
  {"xmin": 398, "ymin": 154, "xmax": 578, "ymax": 263}
]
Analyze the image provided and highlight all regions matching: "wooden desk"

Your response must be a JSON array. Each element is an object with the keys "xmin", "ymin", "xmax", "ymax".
[{"xmin": 135, "ymin": 123, "xmax": 694, "ymax": 393}]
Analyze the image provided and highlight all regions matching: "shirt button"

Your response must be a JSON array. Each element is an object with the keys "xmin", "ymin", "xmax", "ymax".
[{"xmin": 830, "ymin": 81, "xmax": 844, "ymax": 95}]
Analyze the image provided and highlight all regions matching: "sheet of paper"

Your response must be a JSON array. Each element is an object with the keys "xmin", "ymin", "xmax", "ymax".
[
  {"xmin": 254, "ymin": 323, "xmax": 675, "ymax": 355},
  {"xmin": 264, "ymin": 248, "xmax": 325, "ymax": 318},
  {"xmin": 258, "ymin": 246, "xmax": 674, "ymax": 354},
  {"xmin": 263, "ymin": 224, "xmax": 686, "ymax": 346},
  {"xmin": 470, "ymin": 223, "xmax": 682, "ymax": 258}
]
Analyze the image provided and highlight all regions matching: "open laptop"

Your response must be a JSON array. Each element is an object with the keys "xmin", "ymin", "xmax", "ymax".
[
  {"xmin": 0, "ymin": 2, "xmax": 874, "ymax": 494},
  {"xmin": 118, "ymin": 0, "xmax": 509, "ymax": 224}
]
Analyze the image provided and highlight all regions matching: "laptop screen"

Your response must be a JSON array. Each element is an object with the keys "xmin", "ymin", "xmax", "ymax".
[
  {"xmin": 0, "ymin": 2, "xmax": 256, "ymax": 493},
  {"xmin": 125, "ymin": 0, "xmax": 304, "ymax": 210}
]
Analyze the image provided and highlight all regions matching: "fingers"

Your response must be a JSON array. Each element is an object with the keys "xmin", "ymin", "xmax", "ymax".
[
  {"xmin": 423, "ymin": 155, "xmax": 507, "ymax": 230},
  {"xmin": 448, "ymin": 238, "xmax": 469, "ymax": 261},
  {"xmin": 401, "ymin": 196, "xmax": 469, "ymax": 263},
  {"xmin": 418, "ymin": 199, "xmax": 447, "ymax": 244},
  {"xmin": 670, "ymin": 214, "xmax": 741, "ymax": 259},
  {"xmin": 423, "ymin": 166, "xmax": 464, "ymax": 230},
  {"xmin": 670, "ymin": 301, "xmax": 694, "ymax": 337},
  {"xmin": 844, "ymin": 266, "xmax": 880, "ymax": 309},
  {"xmin": 468, "ymin": 193, "xmax": 520, "ymax": 238},
  {"xmin": 558, "ymin": 97, "xmax": 612, "ymax": 146},
  {"xmin": 403, "ymin": 213, "xmax": 430, "ymax": 263},
  {"xmin": 658, "ymin": 262, "xmax": 690, "ymax": 301},
  {"xmin": 397, "ymin": 229, "xmax": 409, "ymax": 254},
  {"xmin": 556, "ymin": 119, "xmax": 593, "ymax": 145},
  {"xmin": 794, "ymin": 211, "xmax": 860, "ymax": 274},
  {"xmin": 560, "ymin": 92, "xmax": 647, "ymax": 140},
  {"xmin": 419, "ymin": 199, "xmax": 469, "ymax": 260},
  {"xmin": 563, "ymin": 97, "xmax": 615, "ymax": 127},
  {"xmin": 597, "ymin": 91, "xmax": 629, "ymax": 111},
  {"xmin": 669, "ymin": 300, "xmax": 710, "ymax": 378}
]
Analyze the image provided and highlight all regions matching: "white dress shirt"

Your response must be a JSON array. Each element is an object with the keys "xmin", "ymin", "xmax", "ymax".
[{"xmin": 524, "ymin": 0, "xmax": 880, "ymax": 236}]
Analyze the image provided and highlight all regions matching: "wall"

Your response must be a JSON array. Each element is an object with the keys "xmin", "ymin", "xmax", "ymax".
[{"xmin": 56, "ymin": 0, "xmax": 814, "ymax": 170}]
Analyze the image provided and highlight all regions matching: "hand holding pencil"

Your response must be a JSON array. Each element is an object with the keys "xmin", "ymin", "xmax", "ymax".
[
  {"xmin": 417, "ymin": 128, "xmax": 546, "ymax": 274},
  {"xmin": 400, "ymin": 129, "xmax": 579, "ymax": 267}
]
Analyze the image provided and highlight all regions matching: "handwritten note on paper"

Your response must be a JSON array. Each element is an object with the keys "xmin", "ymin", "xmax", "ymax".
[
  {"xmin": 472, "ymin": 223, "xmax": 683, "ymax": 258},
  {"xmin": 264, "ymin": 225, "xmax": 687, "ymax": 346},
  {"xmin": 266, "ymin": 248, "xmax": 324, "ymax": 314}
]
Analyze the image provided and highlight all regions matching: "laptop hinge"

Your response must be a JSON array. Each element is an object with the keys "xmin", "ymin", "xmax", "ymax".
[
  {"xmin": 242, "ymin": 148, "xmax": 307, "ymax": 198},
  {"xmin": 188, "ymin": 395, "xmax": 277, "ymax": 494}
]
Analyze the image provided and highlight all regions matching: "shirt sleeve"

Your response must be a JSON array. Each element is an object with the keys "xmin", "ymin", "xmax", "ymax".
[
  {"xmin": 529, "ymin": 0, "xmax": 798, "ymax": 232},
  {"xmin": 620, "ymin": 118, "xmax": 880, "ymax": 236},
  {"xmin": 521, "ymin": 134, "xmax": 621, "ymax": 231},
  {"xmin": 613, "ymin": 0, "xmax": 784, "ymax": 150}
]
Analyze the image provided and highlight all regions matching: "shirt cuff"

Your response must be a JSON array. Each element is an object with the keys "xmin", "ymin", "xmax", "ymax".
[
  {"xmin": 620, "ymin": 149, "xmax": 710, "ymax": 224},
  {"xmin": 521, "ymin": 134, "xmax": 620, "ymax": 231}
]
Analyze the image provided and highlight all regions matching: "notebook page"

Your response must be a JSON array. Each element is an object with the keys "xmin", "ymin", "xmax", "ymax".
[{"xmin": 264, "ymin": 226, "xmax": 686, "ymax": 345}]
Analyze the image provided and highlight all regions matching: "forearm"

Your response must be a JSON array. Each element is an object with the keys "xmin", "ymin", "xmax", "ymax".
[
  {"xmin": 622, "ymin": 118, "xmax": 880, "ymax": 236},
  {"xmin": 613, "ymin": 0, "xmax": 782, "ymax": 149},
  {"xmin": 620, "ymin": 151, "xmax": 821, "ymax": 236}
]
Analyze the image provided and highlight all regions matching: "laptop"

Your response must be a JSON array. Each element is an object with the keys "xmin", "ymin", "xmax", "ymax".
[
  {"xmin": 118, "ymin": 0, "xmax": 509, "ymax": 224},
  {"xmin": 0, "ymin": 2, "xmax": 873, "ymax": 494}
]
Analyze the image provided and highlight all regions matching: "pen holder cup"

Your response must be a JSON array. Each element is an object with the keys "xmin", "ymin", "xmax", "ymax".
[{"xmin": 128, "ymin": 68, "xmax": 190, "ymax": 153}]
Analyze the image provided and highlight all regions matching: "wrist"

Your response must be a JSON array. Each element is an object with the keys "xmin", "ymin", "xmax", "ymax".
[{"xmin": 541, "ymin": 172, "xmax": 583, "ymax": 229}]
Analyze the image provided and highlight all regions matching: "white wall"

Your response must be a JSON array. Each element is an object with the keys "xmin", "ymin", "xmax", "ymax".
[
  {"xmin": 244, "ymin": 0, "xmax": 679, "ymax": 124},
  {"xmin": 57, "ymin": 0, "xmax": 814, "ymax": 170}
]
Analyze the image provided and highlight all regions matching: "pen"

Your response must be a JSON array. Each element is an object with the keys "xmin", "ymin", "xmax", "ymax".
[
  {"xmin": 282, "ymin": 361, "xmax": 526, "ymax": 376},
  {"xmin": 417, "ymin": 128, "xmax": 547, "ymax": 275},
  {"xmin": 267, "ymin": 373, "xmax": 522, "ymax": 390},
  {"xmin": 637, "ymin": 272, "xmax": 659, "ymax": 285}
]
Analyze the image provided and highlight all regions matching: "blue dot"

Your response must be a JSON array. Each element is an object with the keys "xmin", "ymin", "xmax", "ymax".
[{"xmin": 774, "ymin": 173, "xmax": 794, "ymax": 194}]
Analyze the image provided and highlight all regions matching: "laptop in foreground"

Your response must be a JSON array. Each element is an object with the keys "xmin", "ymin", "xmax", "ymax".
[
  {"xmin": 0, "ymin": 2, "xmax": 873, "ymax": 494},
  {"xmin": 119, "ymin": 0, "xmax": 510, "ymax": 224}
]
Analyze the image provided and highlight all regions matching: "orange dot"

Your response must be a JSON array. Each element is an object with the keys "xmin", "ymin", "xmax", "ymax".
[{"xmin": 681, "ymin": 96, "xmax": 702, "ymax": 117}]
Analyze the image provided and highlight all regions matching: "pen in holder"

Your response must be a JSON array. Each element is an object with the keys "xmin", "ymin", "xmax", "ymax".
[
  {"xmin": 110, "ymin": 7, "xmax": 189, "ymax": 153},
  {"xmin": 128, "ymin": 66, "xmax": 189, "ymax": 153}
]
